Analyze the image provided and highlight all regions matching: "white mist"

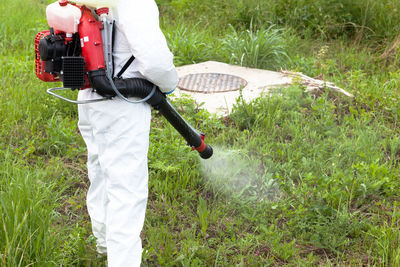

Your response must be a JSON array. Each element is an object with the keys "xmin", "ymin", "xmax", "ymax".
[{"xmin": 200, "ymin": 147, "xmax": 280, "ymax": 202}]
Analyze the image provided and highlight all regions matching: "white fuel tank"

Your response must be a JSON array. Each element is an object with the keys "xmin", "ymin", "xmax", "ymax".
[
  {"xmin": 72, "ymin": 0, "xmax": 119, "ymax": 8},
  {"xmin": 46, "ymin": 2, "xmax": 82, "ymax": 34}
]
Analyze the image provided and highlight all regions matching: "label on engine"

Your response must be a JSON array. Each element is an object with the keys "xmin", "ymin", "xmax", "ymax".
[{"xmin": 80, "ymin": 36, "xmax": 90, "ymax": 48}]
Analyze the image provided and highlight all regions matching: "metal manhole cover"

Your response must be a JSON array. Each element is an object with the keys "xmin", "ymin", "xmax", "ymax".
[{"xmin": 177, "ymin": 73, "xmax": 248, "ymax": 93}]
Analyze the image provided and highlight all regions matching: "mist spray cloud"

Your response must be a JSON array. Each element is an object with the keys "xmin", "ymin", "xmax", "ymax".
[{"xmin": 200, "ymin": 147, "xmax": 280, "ymax": 202}]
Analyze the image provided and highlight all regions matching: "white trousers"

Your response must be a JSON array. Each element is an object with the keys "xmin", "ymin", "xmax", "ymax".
[{"xmin": 77, "ymin": 89, "xmax": 151, "ymax": 267}]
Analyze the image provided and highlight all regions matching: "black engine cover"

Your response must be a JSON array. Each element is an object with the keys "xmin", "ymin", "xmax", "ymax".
[{"xmin": 39, "ymin": 34, "xmax": 66, "ymax": 74}]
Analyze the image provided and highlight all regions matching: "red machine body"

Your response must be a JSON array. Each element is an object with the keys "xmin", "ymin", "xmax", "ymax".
[
  {"xmin": 79, "ymin": 7, "xmax": 105, "ymax": 72},
  {"xmin": 35, "ymin": 4, "xmax": 106, "ymax": 89}
]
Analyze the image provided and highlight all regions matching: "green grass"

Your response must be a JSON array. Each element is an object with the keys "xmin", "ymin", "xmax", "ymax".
[
  {"xmin": 220, "ymin": 24, "xmax": 290, "ymax": 69},
  {"xmin": 1, "ymin": 0, "xmax": 400, "ymax": 265},
  {"xmin": 159, "ymin": 0, "xmax": 400, "ymax": 41}
]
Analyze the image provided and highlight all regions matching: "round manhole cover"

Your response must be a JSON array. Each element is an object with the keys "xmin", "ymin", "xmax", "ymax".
[{"xmin": 177, "ymin": 73, "xmax": 248, "ymax": 93}]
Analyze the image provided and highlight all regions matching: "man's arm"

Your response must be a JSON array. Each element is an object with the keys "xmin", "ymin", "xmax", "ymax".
[{"xmin": 115, "ymin": 0, "xmax": 178, "ymax": 93}]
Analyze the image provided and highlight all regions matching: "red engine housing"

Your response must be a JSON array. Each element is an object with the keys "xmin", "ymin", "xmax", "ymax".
[
  {"xmin": 35, "ymin": 5, "xmax": 106, "ymax": 89},
  {"xmin": 35, "ymin": 30, "xmax": 59, "ymax": 82}
]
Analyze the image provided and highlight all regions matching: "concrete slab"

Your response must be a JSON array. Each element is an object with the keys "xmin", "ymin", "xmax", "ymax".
[{"xmin": 173, "ymin": 61, "xmax": 293, "ymax": 116}]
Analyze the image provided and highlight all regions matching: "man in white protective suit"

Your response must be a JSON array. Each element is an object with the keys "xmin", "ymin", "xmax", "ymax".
[{"xmin": 76, "ymin": 0, "xmax": 178, "ymax": 265}]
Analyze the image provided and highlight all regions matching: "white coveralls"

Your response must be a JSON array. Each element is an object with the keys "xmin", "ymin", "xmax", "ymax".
[{"xmin": 77, "ymin": 0, "xmax": 178, "ymax": 266}]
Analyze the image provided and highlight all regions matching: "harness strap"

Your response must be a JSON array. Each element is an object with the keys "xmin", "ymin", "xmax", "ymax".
[
  {"xmin": 111, "ymin": 21, "xmax": 116, "ymax": 77},
  {"xmin": 116, "ymin": 55, "xmax": 135, "ymax": 78}
]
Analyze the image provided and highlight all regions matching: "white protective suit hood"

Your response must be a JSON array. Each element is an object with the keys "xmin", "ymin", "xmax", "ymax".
[{"xmin": 72, "ymin": 0, "xmax": 119, "ymax": 8}]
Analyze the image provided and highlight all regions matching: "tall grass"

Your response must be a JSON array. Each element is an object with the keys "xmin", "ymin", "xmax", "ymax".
[
  {"xmin": 159, "ymin": 0, "xmax": 400, "ymax": 41},
  {"xmin": 162, "ymin": 20, "xmax": 293, "ymax": 70},
  {"xmin": 163, "ymin": 23, "xmax": 213, "ymax": 66},
  {"xmin": 0, "ymin": 155, "xmax": 59, "ymax": 265},
  {"xmin": 221, "ymin": 24, "xmax": 290, "ymax": 70}
]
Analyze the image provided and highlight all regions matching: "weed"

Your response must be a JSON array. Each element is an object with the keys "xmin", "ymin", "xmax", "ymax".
[
  {"xmin": 220, "ymin": 24, "xmax": 290, "ymax": 70},
  {"xmin": 164, "ymin": 23, "xmax": 213, "ymax": 66},
  {"xmin": 197, "ymin": 196, "xmax": 209, "ymax": 237}
]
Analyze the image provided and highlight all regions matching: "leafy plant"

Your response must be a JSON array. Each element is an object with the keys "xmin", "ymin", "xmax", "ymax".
[
  {"xmin": 220, "ymin": 24, "xmax": 290, "ymax": 70},
  {"xmin": 197, "ymin": 196, "xmax": 209, "ymax": 237}
]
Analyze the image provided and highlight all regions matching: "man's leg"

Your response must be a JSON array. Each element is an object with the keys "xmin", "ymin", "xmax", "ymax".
[
  {"xmin": 77, "ymin": 89, "xmax": 108, "ymax": 254},
  {"xmin": 88, "ymin": 96, "xmax": 151, "ymax": 267}
]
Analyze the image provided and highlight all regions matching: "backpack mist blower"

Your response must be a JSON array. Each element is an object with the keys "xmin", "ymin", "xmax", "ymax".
[{"xmin": 35, "ymin": 0, "xmax": 213, "ymax": 159}]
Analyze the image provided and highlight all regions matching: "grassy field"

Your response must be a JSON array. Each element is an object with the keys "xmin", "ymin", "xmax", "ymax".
[{"xmin": 1, "ymin": 0, "xmax": 399, "ymax": 265}]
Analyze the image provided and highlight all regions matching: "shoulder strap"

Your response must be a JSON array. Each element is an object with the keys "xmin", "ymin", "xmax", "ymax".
[
  {"xmin": 111, "ymin": 22, "xmax": 116, "ymax": 77},
  {"xmin": 116, "ymin": 55, "xmax": 135, "ymax": 78}
]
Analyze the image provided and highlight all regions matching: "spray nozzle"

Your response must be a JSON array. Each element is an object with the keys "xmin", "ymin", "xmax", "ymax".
[{"xmin": 192, "ymin": 134, "xmax": 213, "ymax": 159}]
